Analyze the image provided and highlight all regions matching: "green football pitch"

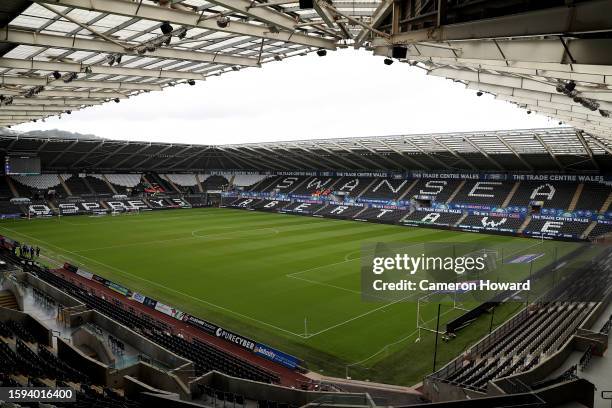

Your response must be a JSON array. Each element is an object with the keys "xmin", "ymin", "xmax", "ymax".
[{"xmin": 0, "ymin": 208, "xmax": 581, "ymax": 385}]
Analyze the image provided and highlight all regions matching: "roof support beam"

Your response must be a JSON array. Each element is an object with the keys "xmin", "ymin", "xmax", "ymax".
[
  {"xmin": 0, "ymin": 57, "xmax": 206, "ymax": 81},
  {"xmin": 330, "ymin": 142, "xmax": 385, "ymax": 170},
  {"xmin": 70, "ymin": 142, "xmax": 106, "ymax": 168},
  {"xmin": 432, "ymin": 137, "xmax": 477, "ymax": 170},
  {"xmin": 0, "ymin": 89, "xmax": 127, "ymax": 98},
  {"xmin": 378, "ymin": 140, "xmax": 430, "ymax": 170},
  {"xmin": 575, "ymin": 130, "xmax": 599, "ymax": 170},
  {"xmin": 402, "ymin": 137, "xmax": 451, "ymax": 169},
  {"xmin": 463, "ymin": 136, "xmax": 505, "ymax": 170},
  {"xmin": 383, "ymin": 0, "xmax": 612, "ymax": 43},
  {"xmin": 495, "ymin": 135, "xmax": 533, "ymax": 171},
  {"xmin": 0, "ymin": 75, "xmax": 162, "ymax": 91},
  {"xmin": 372, "ymin": 38, "xmax": 612, "ymax": 66},
  {"xmin": 533, "ymin": 132, "xmax": 564, "ymax": 171},
  {"xmin": 109, "ymin": 144, "xmax": 155, "ymax": 169},
  {"xmin": 355, "ymin": 0, "xmax": 392, "ymax": 48},
  {"xmin": 203, "ymin": 0, "xmax": 300, "ymax": 32},
  {"xmin": 33, "ymin": 0, "xmax": 335, "ymax": 50},
  {"xmin": 8, "ymin": 98, "xmax": 100, "ymax": 107},
  {"xmin": 48, "ymin": 140, "xmax": 79, "ymax": 166},
  {"xmin": 0, "ymin": 29, "xmax": 260, "ymax": 67}
]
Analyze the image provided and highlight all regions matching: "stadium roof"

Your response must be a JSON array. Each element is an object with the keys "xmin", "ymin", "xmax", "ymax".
[
  {"xmin": 1, "ymin": 127, "xmax": 610, "ymax": 172},
  {"xmin": 366, "ymin": 0, "xmax": 612, "ymax": 143},
  {"xmin": 0, "ymin": 0, "xmax": 611, "ymax": 149}
]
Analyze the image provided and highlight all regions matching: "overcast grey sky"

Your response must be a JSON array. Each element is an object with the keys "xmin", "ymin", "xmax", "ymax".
[{"xmin": 14, "ymin": 49, "xmax": 559, "ymax": 145}]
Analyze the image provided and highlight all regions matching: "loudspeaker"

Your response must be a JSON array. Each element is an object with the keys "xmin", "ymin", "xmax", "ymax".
[
  {"xmin": 299, "ymin": 0, "xmax": 313, "ymax": 9},
  {"xmin": 391, "ymin": 46, "xmax": 407, "ymax": 59}
]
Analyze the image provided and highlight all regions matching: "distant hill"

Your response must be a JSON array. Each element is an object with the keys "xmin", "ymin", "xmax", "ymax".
[{"xmin": 0, "ymin": 129, "xmax": 103, "ymax": 140}]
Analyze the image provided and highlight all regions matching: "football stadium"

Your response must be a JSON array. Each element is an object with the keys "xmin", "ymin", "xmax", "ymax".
[{"xmin": 0, "ymin": 1, "xmax": 611, "ymax": 408}]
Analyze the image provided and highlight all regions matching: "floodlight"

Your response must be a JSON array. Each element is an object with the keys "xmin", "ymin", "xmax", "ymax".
[
  {"xmin": 526, "ymin": 110, "xmax": 531, "ymax": 114},
  {"xmin": 217, "ymin": 16, "xmax": 230, "ymax": 28},
  {"xmin": 114, "ymin": 98, "xmax": 120, "ymax": 103},
  {"xmin": 63, "ymin": 72, "xmax": 78, "ymax": 83},
  {"xmin": 187, "ymin": 79, "xmax": 196, "ymax": 86},
  {"xmin": 383, "ymin": 58, "xmax": 393, "ymax": 65},
  {"xmin": 66, "ymin": 110, "xmax": 72, "ymax": 114},
  {"xmin": 52, "ymin": 71, "xmax": 62, "ymax": 80},
  {"xmin": 476, "ymin": 91, "xmax": 483, "ymax": 96},
  {"xmin": 316, "ymin": 49, "xmax": 327, "ymax": 57},
  {"xmin": 160, "ymin": 21, "xmax": 174, "ymax": 35}
]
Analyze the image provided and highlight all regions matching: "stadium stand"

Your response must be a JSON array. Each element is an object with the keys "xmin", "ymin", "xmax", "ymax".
[
  {"xmin": 403, "ymin": 210, "xmax": 464, "ymax": 227},
  {"xmin": 232, "ymin": 174, "xmax": 268, "ymax": 188},
  {"xmin": 317, "ymin": 204, "xmax": 366, "ymax": 219},
  {"xmin": 96, "ymin": 174, "xmax": 142, "ymax": 195},
  {"xmin": 355, "ymin": 207, "xmax": 409, "ymax": 223},
  {"xmin": 201, "ymin": 175, "xmax": 229, "ymax": 191},
  {"xmin": 252, "ymin": 199, "xmax": 291, "ymax": 211},
  {"xmin": 589, "ymin": 222, "xmax": 612, "ymax": 238},
  {"xmin": 426, "ymin": 248, "xmax": 611, "ymax": 398},
  {"xmin": 84, "ymin": 175, "xmax": 114, "ymax": 195},
  {"xmin": 450, "ymin": 181, "xmax": 516, "ymax": 208},
  {"xmin": 291, "ymin": 176, "xmax": 338, "ymax": 196},
  {"xmin": 458, "ymin": 214, "xmax": 524, "ymax": 233},
  {"xmin": 523, "ymin": 218, "xmax": 592, "ymax": 239},
  {"xmin": 506, "ymin": 181, "xmax": 577, "ymax": 210},
  {"xmin": 406, "ymin": 179, "xmax": 463, "ymax": 205},
  {"xmin": 64, "ymin": 175, "xmax": 94, "ymax": 196},
  {"xmin": 333, "ymin": 177, "xmax": 377, "ymax": 198},
  {"xmin": 11, "ymin": 260, "xmax": 281, "ymax": 385},
  {"xmin": 575, "ymin": 183, "xmax": 612, "ymax": 212},
  {"xmin": 281, "ymin": 201, "xmax": 326, "ymax": 214},
  {"xmin": 360, "ymin": 178, "xmax": 415, "ymax": 201}
]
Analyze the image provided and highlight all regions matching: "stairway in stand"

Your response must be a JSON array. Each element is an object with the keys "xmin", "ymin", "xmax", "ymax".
[{"xmin": 0, "ymin": 290, "xmax": 18, "ymax": 310}]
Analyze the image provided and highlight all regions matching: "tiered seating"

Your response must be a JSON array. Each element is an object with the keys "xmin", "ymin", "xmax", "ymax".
[
  {"xmin": 355, "ymin": 207, "xmax": 409, "ymax": 223},
  {"xmin": 145, "ymin": 172, "xmax": 175, "ymax": 193},
  {"xmin": 507, "ymin": 181, "xmax": 577, "ymax": 209},
  {"xmin": 290, "ymin": 176, "xmax": 338, "ymax": 196},
  {"xmin": 437, "ymin": 250, "xmax": 610, "ymax": 392},
  {"xmin": 247, "ymin": 176, "xmax": 281, "ymax": 192},
  {"xmin": 24, "ymin": 265, "xmax": 279, "ymax": 384},
  {"xmin": 403, "ymin": 210, "xmax": 464, "ymax": 226},
  {"xmin": 11, "ymin": 174, "xmax": 63, "ymax": 192},
  {"xmin": 252, "ymin": 199, "xmax": 290, "ymax": 211},
  {"xmin": 96, "ymin": 174, "xmax": 142, "ymax": 195},
  {"xmin": 150, "ymin": 333, "xmax": 277, "ymax": 383},
  {"xmin": 201, "ymin": 175, "xmax": 229, "ymax": 191},
  {"xmin": 0, "ymin": 177, "xmax": 15, "ymax": 199},
  {"xmin": 316, "ymin": 204, "xmax": 365, "ymax": 219},
  {"xmin": 333, "ymin": 177, "xmax": 376, "ymax": 198},
  {"xmin": 404, "ymin": 179, "xmax": 463, "ymax": 204},
  {"xmin": 450, "ymin": 181, "xmax": 515, "ymax": 208},
  {"xmin": 64, "ymin": 175, "xmax": 93, "ymax": 196},
  {"xmin": 281, "ymin": 201, "xmax": 325, "ymax": 214},
  {"xmin": 0, "ymin": 200, "xmax": 23, "ymax": 215},
  {"xmin": 458, "ymin": 215, "xmax": 524, "ymax": 232},
  {"xmin": 360, "ymin": 178, "xmax": 414, "ymax": 201},
  {"xmin": 231, "ymin": 197, "xmax": 261, "ymax": 208},
  {"xmin": 575, "ymin": 183, "xmax": 612, "ymax": 211},
  {"xmin": 85, "ymin": 175, "xmax": 113, "ymax": 195},
  {"xmin": 262, "ymin": 176, "xmax": 310, "ymax": 194},
  {"xmin": 589, "ymin": 222, "xmax": 612, "ymax": 238},
  {"xmin": 232, "ymin": 174, "xmax": 268, "ymax": 187},
  {"xmin": 524, "ymin": 218, "xmax": 591, "ymax": 238}
]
